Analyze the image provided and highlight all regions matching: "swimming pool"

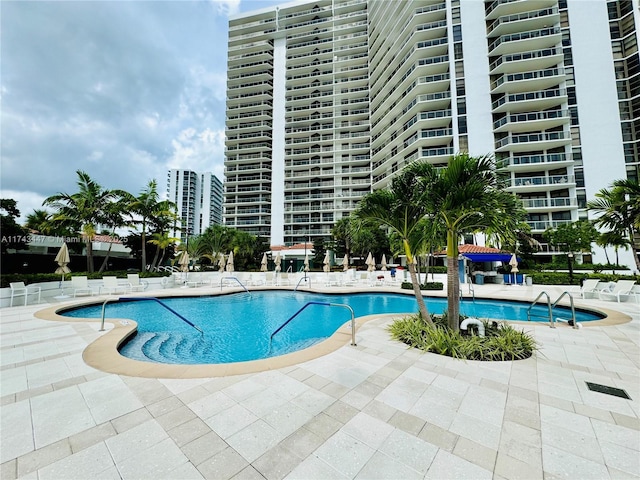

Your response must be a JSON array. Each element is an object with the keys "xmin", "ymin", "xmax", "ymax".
[{"xmin": 60, "ymin": 291, "xmax": 604, "ymax": 365}]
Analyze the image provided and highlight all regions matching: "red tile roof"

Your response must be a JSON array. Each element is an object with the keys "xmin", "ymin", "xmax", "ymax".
[
  {"xmin": 435, "ymin": 244, "xmax": 506, "ymax": 255},
  {"xmin": 271, "ymin": 243, "xmax": 313, "ymax": 251}
]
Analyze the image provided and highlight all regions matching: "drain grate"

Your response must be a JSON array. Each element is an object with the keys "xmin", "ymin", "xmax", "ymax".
[{"xmin": 586, "ymin": 382, "xmax": 631, "ymax": 400}]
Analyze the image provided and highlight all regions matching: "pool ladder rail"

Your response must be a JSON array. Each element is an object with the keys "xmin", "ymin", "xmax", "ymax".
[
  {"xmin": 268, "ymin": 301, "xmax": 356, "ymax": 352},
  {"xmin": 527, "ymin": 291, "xmax": 579, "ymax": 329},
  {"xmin": 220, "ymin": 276, "xmax": 249, "ymax": 293},
  {"xmin": 100, "ymin": 296, "xmax": 204, "ymax": 334}
]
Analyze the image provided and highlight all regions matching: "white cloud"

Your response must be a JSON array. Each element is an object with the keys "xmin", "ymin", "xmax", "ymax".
[
  {"xmin": 0, "ymin": 190, "xmax": 49, "ymax": 225},
  {"xmin": 210, "ymin": 0, "xmax": 241, "ymax": 16},
  {"xmin": 167, "ymin": 127, "xmax": 226, "ymax": 179}
]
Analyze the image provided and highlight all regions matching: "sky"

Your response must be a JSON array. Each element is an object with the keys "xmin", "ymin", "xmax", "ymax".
[{"xmin": 1, "ymin": 0, "xmax": 301, "ymax": 223}]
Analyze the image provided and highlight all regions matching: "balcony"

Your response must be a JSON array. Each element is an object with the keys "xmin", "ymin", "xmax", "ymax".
[
  {"xmin": 526, "ymin": 219, "xmax": 573, "ymax": 231},
  {"xmin": 506, "ymin": 174, "xmax": 575, "ymax": 191},
  {"xmin": 488, "ymin": 27, "xmax": 561, "ymax": 57},
  {"xmin": 496, "ymin": 153, "xmax": 572, "ymax": 169},
  {"xmin": 492, "ymin": 88, "xmax": 567, "ymax": 114},
  {"xmin": 491, "ymin": 68, "xmax": 565, "ymax": 95},
  {"xmin": 486, "ymin": 0, "xmax": 556, "ymax": 21},
  {"xmin": 493, "ymin": 109, "xmax": 569, "ymax": 133},
  {"xmin": 521, "ymin": 197, "xmax": 577, "ymax": 210},
  {"xmin": 495, "ymin": 131, "xmax": 570, "ymax": 152},
  {"xmin": 487, "ymin": 7, "xmax": 559, "ymax": 37},
  {"xmin": 489, "ymin": 47, "xmax": 563, "ymax": 75}
]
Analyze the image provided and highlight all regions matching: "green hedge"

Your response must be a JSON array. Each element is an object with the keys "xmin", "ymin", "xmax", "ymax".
[{"xmin": 401, "ymin": 281, "xmax": 444, "ymax": 290}]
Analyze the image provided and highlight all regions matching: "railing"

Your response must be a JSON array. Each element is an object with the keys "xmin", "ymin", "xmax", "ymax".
[
  {"xmin": 527, "ymin": 291, "xmax": 555, "ymax": 328},
  {"xmin": 101, "ymin": 297, "xmax": 203, "ymax": 333},
  {"xmin": 220, "ymin": 276, "xmax": 249, "ymax": 293},
  {"xmin": 551, "ymin": 291, "xmax": 578, "ymax": 329},
  {"xmin": 294, "ymin": 275, "xmax": 311, "ymax": 291},
  {"xmin": 269, "ymin": 301, "xmax": 356, "ymax": 350}
]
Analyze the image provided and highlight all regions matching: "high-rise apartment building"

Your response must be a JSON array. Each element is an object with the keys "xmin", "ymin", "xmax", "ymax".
[
  {"xmin": 167, "ymin": 170, "xmax": 223, "ymax": 241},
  {"xmin": 225, "ymin": 0, "xmax": 639, "ymax": 266}
]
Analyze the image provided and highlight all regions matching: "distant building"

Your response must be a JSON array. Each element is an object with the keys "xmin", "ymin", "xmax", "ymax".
[{"xmin": 167, "ymin": 170, "xmax": 223, "ymax": 240}]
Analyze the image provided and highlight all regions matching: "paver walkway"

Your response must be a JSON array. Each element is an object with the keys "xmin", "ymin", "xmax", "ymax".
[{"xmin": 1, "ymin": 283, "xmax": 638, "ymax": 479}]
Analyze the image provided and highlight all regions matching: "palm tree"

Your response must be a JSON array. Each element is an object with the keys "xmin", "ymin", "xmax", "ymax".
[
  {"xmin": 97, "ymin": 196, "xmax": 132, "ymax": 273},
  {"xmin": 597, "ymin": 231, "xmax": 631, "ymax": 271},
  {"xmin": 588, "ymin": 178, "xmax": 640, "ymax": 271},
  {"xmin": 25, "ymin": 209, "xmax": 55, "ymax": 235},
  {"xmin": 127, "ymin": 180, "xmax": 177, "ymax": 272},
  {"xmin": 420, "ymin": 153, "xmax": 526, "ymax": 331},
  {"xmin": 148, "ymin": 232, "xmax": 179, "ymax": 270},
  {"xmin": 43, "ymin": 170, "xmax": 119, "ymax": 272},
  {"xmin": 354, "ymin": 163, "xmax": 435, "ymax": 326}
]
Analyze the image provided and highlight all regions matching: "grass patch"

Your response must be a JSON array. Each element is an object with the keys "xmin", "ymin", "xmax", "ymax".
[{"xmin": 388, "ymin": 313, "xmax": 536, "ymax": 361}]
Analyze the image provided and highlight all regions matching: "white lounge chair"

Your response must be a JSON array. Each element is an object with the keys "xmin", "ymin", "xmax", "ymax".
[
  {"xmin": 127, "ymin": 274, "xmax": 148, "ymax": 292},
  {"xmin": 598, "ymin": 280, "xmax": 637, "ymax": 302},
  {"xmin": 628, "ymin": 285, "xmax": 640, "ymax": 304},
  {"xmin": 70, "ymin": 276, "xmax": 93, "ymax": 297},
  {"xmin": 99, "ymin": 276, "xmax": 129, "ymax": 295},
  {"xmin": 9, "ymin": 282, "xmax": 41, "ymax": 306},
  {"xmin": 573, "ymin": 279, "xmax": 603, "ymax": 299}
]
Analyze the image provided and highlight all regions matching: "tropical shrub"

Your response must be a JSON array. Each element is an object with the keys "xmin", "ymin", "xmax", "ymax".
[{"xmin": 388, "ymin": 313, "xmax": 537, "ymax": 361}]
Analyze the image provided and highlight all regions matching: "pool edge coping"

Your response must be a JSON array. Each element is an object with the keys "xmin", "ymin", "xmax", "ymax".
[{"xmin": 33, "ymin": 287, "xmax": 632, "ymax": 379}]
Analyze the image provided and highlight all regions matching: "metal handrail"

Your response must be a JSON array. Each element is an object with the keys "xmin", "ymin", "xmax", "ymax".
[
  {"xmin": 220, "ymin": 276, "xmax": 249, "ymax": 293},
  {"xmin": 294, "ymin": 275, "xmax": 312, "ymax": 291},
  {"xmin": 551, "ymin": 291, "xmax": 578, "ymax": 329},
  {"xmin": 100, "ymin": 296, "xmax": 203, "ymax": 334},
  {"xmin": 269, "ymin": 301, "xmax": 356, "ymax": 350},
  {"xmin": 527, "ymin": 291, "xmax": 555, "ymax": 328}
]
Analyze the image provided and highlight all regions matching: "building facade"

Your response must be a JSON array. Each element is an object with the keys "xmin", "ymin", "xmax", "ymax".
[
  {"xmin": 167, "ymin": 170, "xmax": 223, "ymax": 241},
  {"xmin": 225, "ymin": 0, "xmax": 639, "ymax": 266}
]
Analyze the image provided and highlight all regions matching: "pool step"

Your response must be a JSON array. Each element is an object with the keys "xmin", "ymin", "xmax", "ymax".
[{"xmin": 141, "ymin": 333, "xmax": 171, "ymax": 360}]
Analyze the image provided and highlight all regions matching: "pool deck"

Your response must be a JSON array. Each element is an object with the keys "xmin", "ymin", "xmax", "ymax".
[{"xmin": 1, "ymin": 282, "xmax": 638, "ymax": 479}]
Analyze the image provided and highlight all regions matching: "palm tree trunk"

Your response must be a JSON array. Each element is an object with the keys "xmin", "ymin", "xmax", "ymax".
[
  {"xmin": 629, "ymin": 231, "xmax": 640, "ymax": 272},
  {"xmin": 98, "ymin": 242, "xmax": 114, "ymax": 273},
  {"xmin": 404, "ymin": 240, "xmax": 433, "ymax": 326},
  {"xmin": 141, "ymin": 223, "xmax": 147, "ymax": 272},
  {"xmin": 86, "ymin": 239, "xmax": 94, "ymax": 273},
  {"xmin": 447, "ymin": 230, "xmax": 460, "ymax": 331},
  {"xmin": 150, "ymin": 245, "xmax": 161, "ymax": 271}
]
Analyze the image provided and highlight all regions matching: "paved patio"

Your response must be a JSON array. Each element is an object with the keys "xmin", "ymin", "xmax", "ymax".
[{"xmin": 1, "ymin": 283, "xmax": 638, "ymax": 479}]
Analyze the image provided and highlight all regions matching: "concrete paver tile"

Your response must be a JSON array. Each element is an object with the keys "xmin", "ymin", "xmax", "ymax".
[
  {"xmin": 227, "ymin": 419, "xmax": 284, "ymax": 463},
  {"xmin": 542, "ymin": 446, "xmax": 611, "ymax": 479},
  {"xmin": 378, "ymin": 429, "xmax": 438, "ymax": 476},
  {"xmin": 167, "ymin": 417, "xmax": 212, "ymax": 447},
  {"xmin": 314, "ymin": 430, "xmax": 375, "ymax": 479},
  {"xmin": 354, "ymin": 450, "xmax": 422, "ymax": 479},
  {"xmin": 196, "ymin": 446, "xmax": 249, "ymax": 480},
  {"xmin": 425, "ymin": 449, "xmax": 492, "ymax": 480},
  {"xmin": 181, "ymin": 431, "xmax": 227, "ymax": 466},
  {"xmin": 284, "ymin": 454, "xmax": 347, "ymax": 480},
  {"xmin": 36, "ymin": 442, "xmax": 115, "ymax": 480},
  {"xmin": 253, "ymin": 444, "xmax": 303, "ymax": 480}
]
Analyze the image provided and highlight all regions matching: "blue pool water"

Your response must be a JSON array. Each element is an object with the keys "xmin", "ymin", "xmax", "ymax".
[{"xmin": 60, "ymin": 291, "xmax": 603, "ymax": 364}]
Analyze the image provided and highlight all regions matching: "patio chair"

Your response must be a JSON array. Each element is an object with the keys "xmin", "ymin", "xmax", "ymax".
[
  {"xmin": 279, "ymin": 272, "xmax": 292, "ymax": 286},
  {"xmin": 573, "ymin": 279, "xmax": 602, "ymax": 299},
  {"xmin": 127, "ymin": 274, "xmax": 148, "ymax": 292},
  {"xmin": 99, "ymin": 276, "xmax": 129, "ymax": 295},
  {"xmin": 628, "ymin": 284, "xmax": 640, "ymax": 304},
  {"xmin": 598, "ymin": 280, "xmax": 637, "ymax": 302},
  {"xmin": 10, "ymin": 282, "xmax": 41, "ymax": 306},
  {"xmin": 70, "ymin": 276, "xmax": 93, "ymax": 297}
]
